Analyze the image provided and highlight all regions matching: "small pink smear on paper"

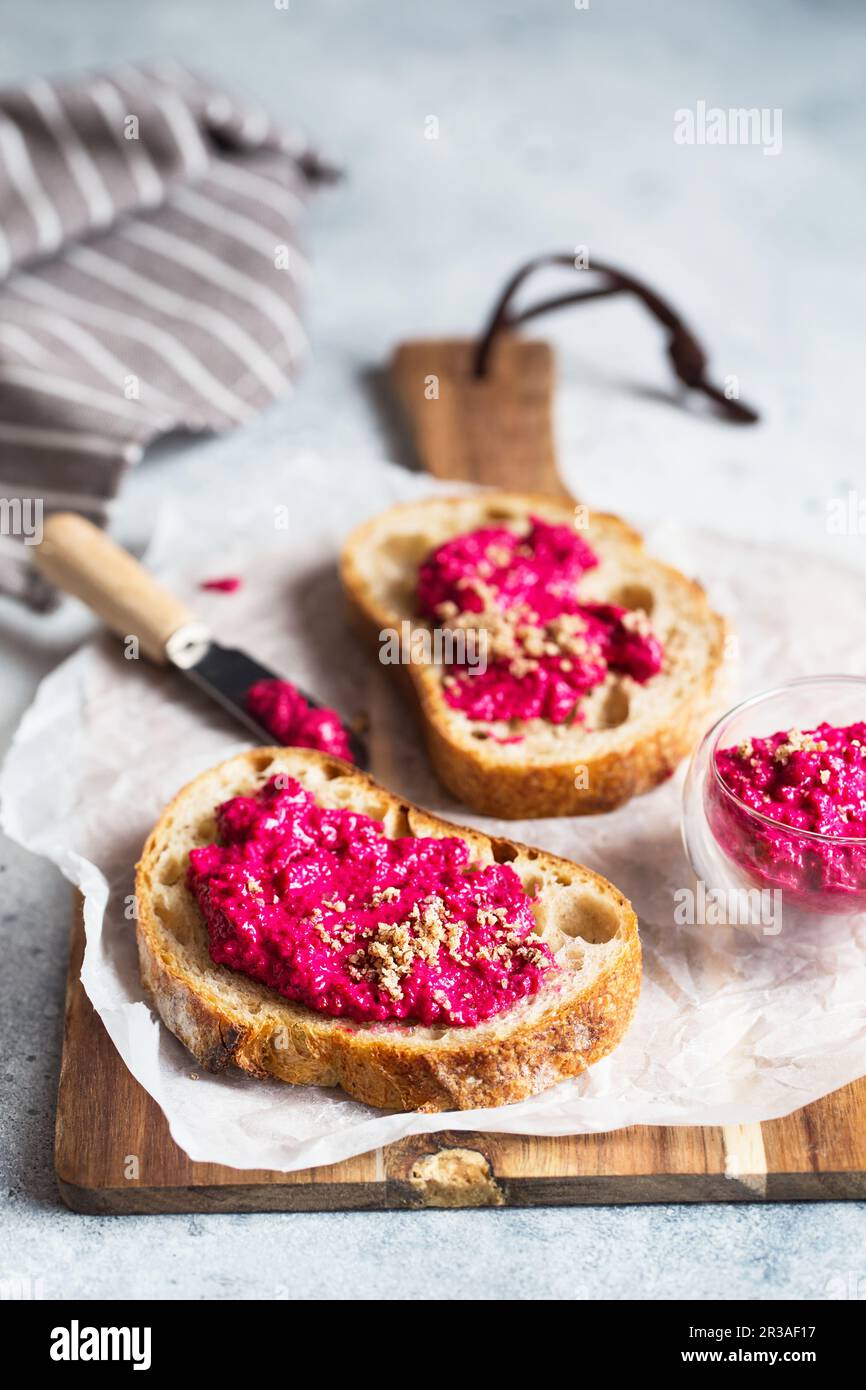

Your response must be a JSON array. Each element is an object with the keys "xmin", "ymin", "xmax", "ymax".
[{"xmin": 200, "ymin": 576, "xmax": 242, "ymax": 593}]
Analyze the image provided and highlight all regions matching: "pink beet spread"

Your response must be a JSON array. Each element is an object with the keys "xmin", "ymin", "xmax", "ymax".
[
  {"xmin": 245, "ymin": 679, "xmax": 354, "ymax": 763},
  {"xmin": 709, "ymin": 721, "xmax": 866, "ymax": 908},
  {"xmin": 416, "ymin": 518, "xmax": 663, "ymax": 724},
  {"xmin": 187, "ymin": 777, "xmax": 556, "ymax": 1026},
  {"xmin": 201, "ymin": 576, "xmax": 242, "ymax": 593}
]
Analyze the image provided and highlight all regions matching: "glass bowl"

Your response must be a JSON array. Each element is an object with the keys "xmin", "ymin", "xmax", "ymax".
[{"xmin": 682, "ymin": 676, "xmax": 866, "ymax": 920}]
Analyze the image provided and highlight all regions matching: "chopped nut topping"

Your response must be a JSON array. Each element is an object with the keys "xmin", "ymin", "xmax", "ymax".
[
  {"xmin": 477, "ymin": 906, "xmax": 508, "ymax": 928},
  {"xmin": 435, "ymin": 589, "xmax": 605, "ymax": 689},
  {"xmin": 369, "ymin": 884, "xmax": 401, "ymax": 908},
  {"xmin": 773, "ymin": 729, "xmax": 829, "ymax": 765},
  {"xmin": 619, "ymin": 608, "xmax": 652, "ymax": 637},
  {"xmin": 338, "ymin": 891, "xmax": 531, "ymax": 1004},
  {"xmin": 486, "ymin": 543, "xmax": 512, "ymax": 567}
]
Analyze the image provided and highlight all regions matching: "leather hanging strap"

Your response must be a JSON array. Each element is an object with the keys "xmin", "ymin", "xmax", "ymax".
[
  {"xmin": 473, "ymin": 252, "xmax": 759, "ymax": 424},
  {"xmin": 391, "ymin": 250, "xmax": 759, "ymax": 499}
]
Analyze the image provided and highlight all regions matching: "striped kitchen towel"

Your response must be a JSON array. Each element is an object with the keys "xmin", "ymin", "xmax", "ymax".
[{"xmin": 0, "ymin": 60, "xmax": 332, "ymax": 605}]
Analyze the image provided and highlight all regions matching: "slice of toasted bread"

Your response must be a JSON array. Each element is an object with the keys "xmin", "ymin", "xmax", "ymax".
[
  {"xmin": 136, "ymin": 747, "xmax": 640, "ymax": 1112},
  {"xmin": 340, "ymin": 492, "xmax": 728, "ymax": 817}
]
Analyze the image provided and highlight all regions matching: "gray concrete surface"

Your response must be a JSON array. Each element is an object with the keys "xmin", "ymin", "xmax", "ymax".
[{"xmin": 1, "ymin": 0, "xmax": 865, "ymax": 1300}]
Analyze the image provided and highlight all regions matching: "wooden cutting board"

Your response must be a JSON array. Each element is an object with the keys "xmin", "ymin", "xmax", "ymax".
[
  {"xmin": 55, "ymin": 336, "xmax": 866, "ymax": 1211},
  {"xmin": 56, "ymin": 902, "xmax": 866, "ymax": 1211}
]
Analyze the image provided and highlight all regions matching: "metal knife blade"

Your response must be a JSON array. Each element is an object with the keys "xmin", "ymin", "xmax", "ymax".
[
  {"xmin": 175, "ymin": 640, "xmax": 369, "ymax": 769},
  {"xmin": 34, "ymin": 513, "xmax": 368, "ymax": 768}
]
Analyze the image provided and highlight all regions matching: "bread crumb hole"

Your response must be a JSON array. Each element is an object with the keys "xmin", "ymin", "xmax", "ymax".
[
  {"xmin": 385, "ymin": 532, "xmax": 435, "ymax": 567},
  {"xmin": 613, "ymin": 582, "xmax": 654, "ymax": 616},
  {"xmin": 597, "ymin": 682, "xmax": 630, "ymax": 730},
  {"xmin": 385, "ymin": 804, "xmax": 412, "ymax": 838},
  {"xmin": 158, "ymin": 857, "xmax": 183, "ymax": 886},
  {"xmin": 250, "ymin": 750, "xmax": 275, "ymax": 772},
  {"xmin": 318, "ymin": 760, "xmax": 348, "ymax": 781},
  {"xmin": 152, "ymin": 901, "xmax": 171, "ymax": 928},
  {"xmin": 560, "ymin": 893, "xmax": 620, "ymax": 943}
]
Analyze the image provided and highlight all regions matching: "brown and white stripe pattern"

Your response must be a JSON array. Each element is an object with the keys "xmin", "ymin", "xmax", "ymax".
[{"xmin": 0, "ymin": 61, "xmax": 328, "ymax": 604}]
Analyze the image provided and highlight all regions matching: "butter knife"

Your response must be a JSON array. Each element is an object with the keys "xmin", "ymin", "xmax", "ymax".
[{"xmin": 34, "ymin": 512, "xmax": 368, "ymax": 767}]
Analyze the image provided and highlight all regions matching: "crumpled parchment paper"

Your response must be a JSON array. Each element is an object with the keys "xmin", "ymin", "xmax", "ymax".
[{"xmin": 3, "ymin": 450, "xmax": 866, "ymax": 1173}]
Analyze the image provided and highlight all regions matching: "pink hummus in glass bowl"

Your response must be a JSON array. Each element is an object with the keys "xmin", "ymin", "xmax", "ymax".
[{"xmin": 684, "ymin": 677, "xmax": 866, "ymax": 917}]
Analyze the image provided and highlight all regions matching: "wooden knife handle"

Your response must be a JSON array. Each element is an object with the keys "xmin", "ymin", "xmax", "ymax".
[{"xmin": 34, "ymin": 512, "xmax": 208, "ymax": 666}]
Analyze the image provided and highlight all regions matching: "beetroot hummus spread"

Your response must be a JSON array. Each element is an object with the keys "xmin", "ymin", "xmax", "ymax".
[
  {"xmin": 200, "ymin": 575, "xmax": 242, "ymax": 593},
  {"xmin": 245, "ymin": 679, "xmax": 354, "ymax": 763},
  {"xmin": 187, "ymin": 777, "xmax": 556, "ymax": 1026},
  {"xmin": 417, "ymin": 518, "xmax": 663, "ymax": 724},
  {"xmin": 709, "ymin": 721, "xmax": 866, "ymax": 907}
]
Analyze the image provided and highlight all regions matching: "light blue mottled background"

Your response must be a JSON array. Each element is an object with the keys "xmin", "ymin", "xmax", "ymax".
[{"xmin": 1, "ymin": 0, "xmax": 864, "ymax": 1300}]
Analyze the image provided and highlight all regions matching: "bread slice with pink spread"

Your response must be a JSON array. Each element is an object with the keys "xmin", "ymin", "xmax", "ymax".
[
  {"xmin": 340, "ymin": 492, "xmax": 728, "ymax": 817},
  {"xmin": 136, "ymin": 747, "xmax": 640, "ymax": 1112}
]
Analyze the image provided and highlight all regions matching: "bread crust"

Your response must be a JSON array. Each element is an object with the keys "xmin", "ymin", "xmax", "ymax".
[
  {"xmin": 135, "ymin": 749, "xmax": 641, "ymax": 1112},
  {"xmin": 340, "ymin": 492, "xmax": 729, "ymax": 817}
]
